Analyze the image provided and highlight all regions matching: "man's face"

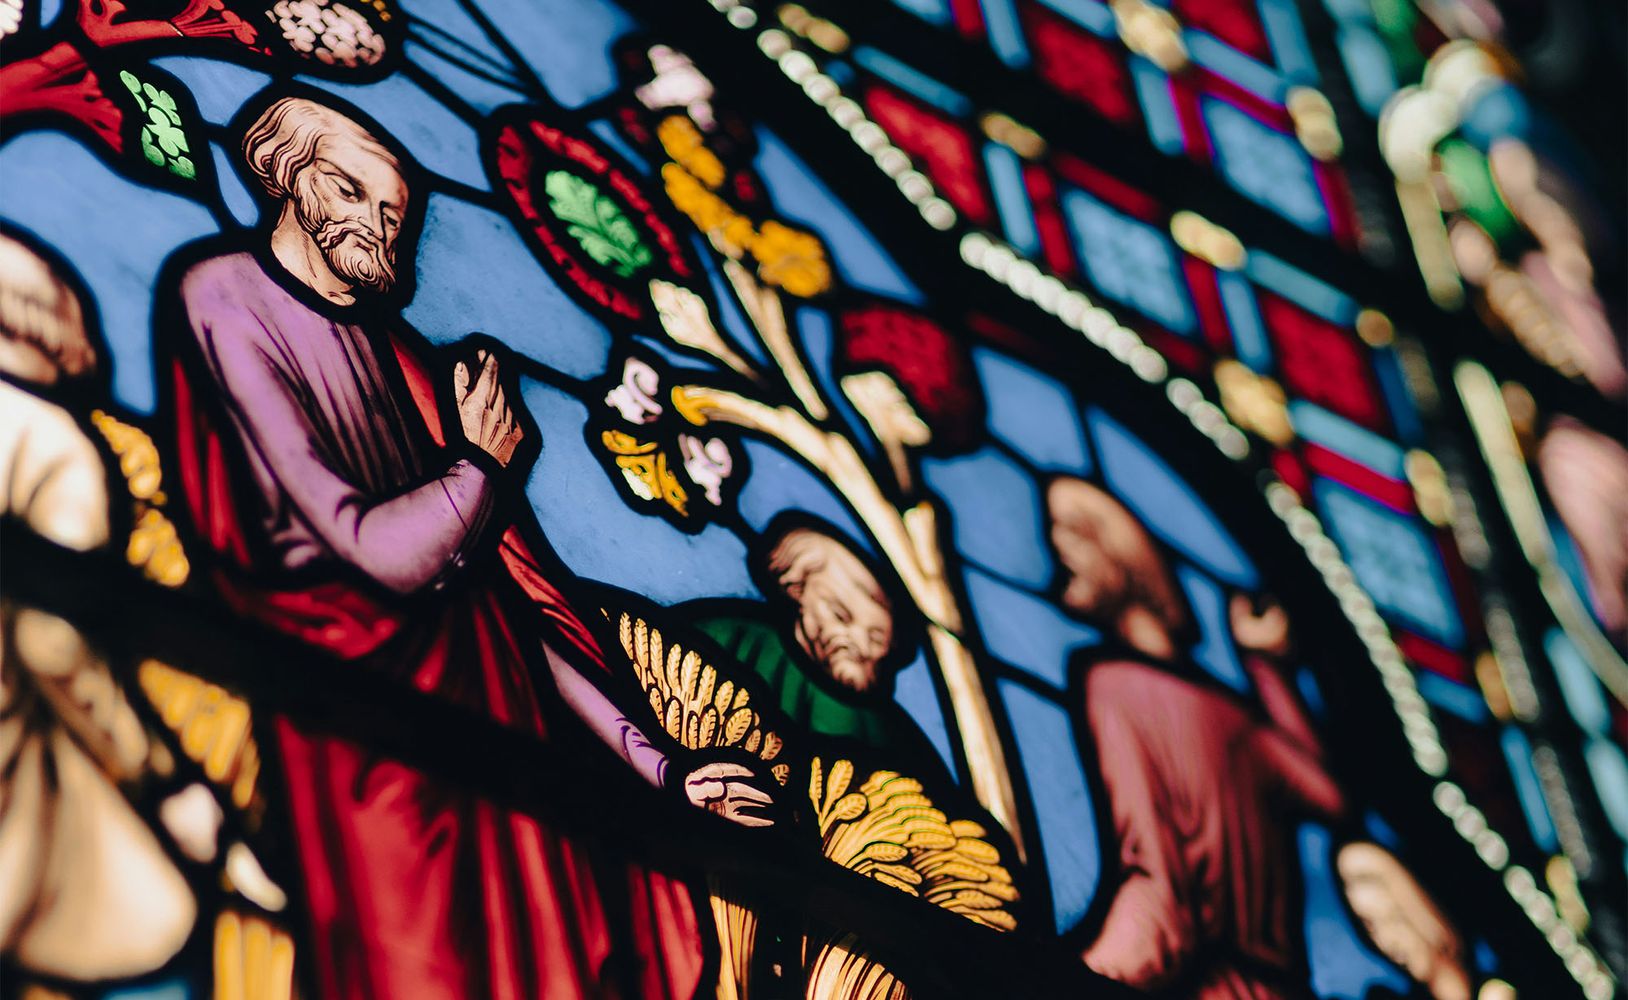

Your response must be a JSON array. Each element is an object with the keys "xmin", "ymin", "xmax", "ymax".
[
  {"xmin": 1048, "ymin": 506, "xmax": 1126, "ymax": 619},
  {"xmin": 785, "ymin": 541, "xmax": 893, "ymax": 693},
  {"xmin": 291, "ymin": 131, "xmax": 407, "ymax": 294}
]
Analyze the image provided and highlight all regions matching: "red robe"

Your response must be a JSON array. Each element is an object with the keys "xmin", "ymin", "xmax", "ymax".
[
  {"xmin": 1082, "ymin": 655, "xmax": 1345, "ymax": 1000},
  {"xmin": 170, "ymin": 331, "xmax": 704, "ymax": 1000}
]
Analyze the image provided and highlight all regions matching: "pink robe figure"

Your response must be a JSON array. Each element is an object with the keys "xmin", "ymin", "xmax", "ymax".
[{"xmin": 1082, "ymin": 653, "xmax": 1346, "ymax": 999}]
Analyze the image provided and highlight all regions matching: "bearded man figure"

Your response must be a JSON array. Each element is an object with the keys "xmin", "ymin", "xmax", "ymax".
[{"xmin": 161, "ymin": 95, "xmax": 777, "ymax": 1000}]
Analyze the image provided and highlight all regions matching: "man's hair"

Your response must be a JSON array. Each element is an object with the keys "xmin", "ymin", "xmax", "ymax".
[
  {"xmin": 0, "ymin": 232, "xmax": 94, "ymax": 379},
  {"xmin": 242, "ymin": 97, "xmax": 397, "ymax": 200},
  {"xmin": 765, "ymin": 526, "xmax": 889, "ymax": 610},
  {"xmin": 1047, "ymin": 476, "xmax": 1188, "ymax": 634}
]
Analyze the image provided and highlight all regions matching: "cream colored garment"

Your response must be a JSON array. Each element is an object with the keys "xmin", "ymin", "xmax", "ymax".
[{"xmin": 0, "ymin": 380, "xmax": 196, "ymax": 980}]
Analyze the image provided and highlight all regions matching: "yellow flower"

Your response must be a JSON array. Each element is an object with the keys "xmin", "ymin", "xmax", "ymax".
[
  {"xmin": 752, "ymin": 220, "xmax": 831, "ymax": 298},
  {"xmin": 656, "ymin": 114, "xmax": 726, "ymax": 190}
]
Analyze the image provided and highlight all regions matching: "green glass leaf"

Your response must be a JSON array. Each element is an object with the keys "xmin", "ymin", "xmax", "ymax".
[{"xmin": 543, "ymin": 169, "xmax": 653, "ymax": 279}]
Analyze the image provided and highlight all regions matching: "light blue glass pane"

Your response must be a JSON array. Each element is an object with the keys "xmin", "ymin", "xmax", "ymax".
[
  {"xmin": 734, "ymin": 439, "xmax": 872, "ymax": 552},
  {"xmin": 980, "ymin": 0, "xmax": 1032, "ymax": 68},
  {"xmin": 893, "ymin": 649, "xmax": 959, "ymax": 779},
  {"xmin": 588, "ymin": 119, "xmax": 653, "ymax": 175},
  {"xmin": 1500, "ymin": 728, "xmax": 1559, "ymax": 852},
  {"xmin": 1416, "ymin": 672, "xmax": 1489, "ymax": 723},
  {"xmin": 1550, "ymin": 518, "xmax": 1614, "ymax": 633},
  {"xmin": 1545, "ymin": 628, "xmax": 1609, "ymax": 735},
  {"xmin": 0, "ymin": 133, "xmax": 218, "ymax": 413},
  {"xmin": 1300, "ymin": 824, "xmax": 1412, "ymax": 998},
  {"xmin": 1585, "ymin": 737, "xmax": 1628, "ymax": 842},
  {"xmin": 922, "ymin": 447, "xmax": 1053, "ymax": 590},
  {"xmin": 1297, "ymin": 666, "xmax": 1326, "ymax": 719},
  {"xmin": 1184, "ymin": 31, "xmax": 1287, "ymax": 102},
  {"xmin": 1237, "ymin": 250, "xmax": 1354, "ymax": 325},
  {"xmin": 1321, "ymin": 0, "xmax": 1373, "ymax": 21},
  {"xmin": 1218, "ymin": 269, "xmax": 1272, "ymax": 370},
  {"xmin": 795, "ymin": 307, "xmax": 874, "ymax": 459},
  {"xmin": 695, "ymin": 235, "xmax": 769, "ymax": 368},
  {"xmin": 1131, "ymin": 58, "xmax": 1185, "ymax": 155},
  {"xmin": 1203, "ymin": 99, "xmax": 1330, "ymax": 234},
  {"xmin": 1314, "ymin": 480, "xmax": 1463, "ymax": 646},
  {"xmin": 521, "ymin": 380, "xmax": 759, "ymax": 603},
  {"xmin": 105, "ymin": 981, "xmax": 190, "ymax": 1000},
  {"xmin": 1371, "ymin": 346, "xmax": 1423, "ymax": 444},
  {"xmin": 891, "ymin": 0, "xmax": 954, "ymax": 25},
  {"xmin": 405, "ymin": 39, "xmax": 531, "ymax": 116},
  {"xmin": 1179, "ymin": 564, "xmax": 1249, "ymax": 692},
  {"xmin": 1246, "ymin": 248, "xmax": 1358, "ymax": 322},
  {"xmin": 1036, "ymin": 0, "xmax": 1117, "ymax": 36},
  {"xmin": 1062, "ymin": 189, "xmax": 1196, "ymax": 334},
  {"xmin": 301, "ymin": 74, "xmax": 488, "ymax": 191},
  {"xmin": 1089, "ymin": 409, "xmax": 1258, "ymax": 586},
  {"xmin": 39, "ymin": 0, "xmax": 61, "ymax": 26},
  {"xmin": 1258, "ymin": 0, "xmax": 1318, "ymax": 82},
  {"xmin": 1460, "ymin": 83, "xmax": 1532, "ymax": 147},
  {"xmin": 965, "ymin": 566, "xmax": 1099, "ymax": 688},
  {"xmin": 985, "ymin": 143, "xmax": 1041, "ymax": 256},
  {"xmin": 1363, "ymin": 810, "xmax": 1402, "ymax": 850},
  {"xmin": 853, "ymin": 47, "xmax": 972, "ymax": 117},
  {"xmin": 407, "ymin": 194, "xmax": 611, "ymax": 379},
  {"xmin": 753, "ymin": 128, "xmax": 924, "ymax": 305},
  {"xmin": 1000, "ymin": 680, "xmax": 1100, "ymax": 931},
  {"xmin": 211, "ymin": 142, "xmax": 259, "ymax": 229},
  {"xmin": 149, "ymin": 57, "xmax": 270, "ymax": 125},
  {"xmin": 467, "ymin": 0, "xmax": 631, "ymax": 108},
  {"xmin": 632, "ymin": 334, "xmax": 719, "ymax": 372},
  {"xmin": 972, "ymin": 348, "xmax": 1091, "ymax": 474},
  {"xmin": 399, "ymin": 0, "xmax": 513, "ymax": 71},
  {"xmin": 1336, "ymin": 26, "xmax": 1399, "ymax": 116},
  {"xmin": 1289, "ymin": 401, "xmax": 1407, "ymax": 479}
]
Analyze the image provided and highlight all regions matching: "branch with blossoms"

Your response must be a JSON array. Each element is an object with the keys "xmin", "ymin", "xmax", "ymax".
[
  {"xmin": 0, "ymin": 0, "xmax": 394, "ymax": 188},
  {"xmin": 534, "ymin": 55, "xmax": 1030, "ymax": 852}
]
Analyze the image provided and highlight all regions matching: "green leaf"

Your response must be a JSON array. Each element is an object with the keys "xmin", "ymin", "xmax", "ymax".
[{"xmin": 543, "ymin": 169, "xmax": 653, "ymax": 279}]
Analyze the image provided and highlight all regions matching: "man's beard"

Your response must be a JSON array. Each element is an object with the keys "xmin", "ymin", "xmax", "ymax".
[
  {"xmin": 295, "ymin": 192, "xmax": 397, "ymax": 294},
  {"xmin": 799, "ymin": 617, "xmax": 878, "ymax": 692}
]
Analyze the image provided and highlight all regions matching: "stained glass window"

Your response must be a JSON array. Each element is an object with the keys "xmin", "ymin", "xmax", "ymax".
[{"xmin": 2, "ymin": 1, "xmax": 1623, "ymax": 999}]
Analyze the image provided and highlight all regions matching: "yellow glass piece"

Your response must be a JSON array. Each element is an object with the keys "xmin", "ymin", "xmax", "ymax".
[
  {"xmin": 611, "ymin": 610, "xmax": 786, "ymax": 773},
  {"xmin": 139, "ymin": 660, "xmax": 262, "ymax": 810},
  {"xmin": 1170, "ymin": 211, "xmax": 1245, "ymax": 271},
  {"xmin": 1405, "ymin": 450, "xmax": 1455, "ymax": 527},
  {"xmin": 661, "ymin": 159, "xmax": 832, "ymax": 297},
  {"xmin": 978, "ymin": 112, "xmax": 1046, "ymax": 160},
  {"xmin": 215, "ymin": 910, "xmax": 297, "ymax": 1000},
  {"xmin": 601, "ymin": 429, "xmax": 689, "ymax": 516},
  {"xmin": 657, "ymin": 114, "xmax": 726, "ymax": 190},
  {"xmin": 1214, "ymin": 360, "xmax": 1293, "ymax": 446},
  {"xmin": 1287, "ymin": 87, "xmax": 1343, "ymax": 161},
  {"xmin": 1110, "ymin": 0, "xmax": 1186, "ymax": 72},
  {"xmin": 1355, "ymin": 309, "xmax": 1395, "ymax": 348}
]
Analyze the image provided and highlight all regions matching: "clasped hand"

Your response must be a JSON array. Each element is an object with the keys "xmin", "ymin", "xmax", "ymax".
[{"xmin": 454, "ymin": 348, "xmax": 523, "ymax": 467}]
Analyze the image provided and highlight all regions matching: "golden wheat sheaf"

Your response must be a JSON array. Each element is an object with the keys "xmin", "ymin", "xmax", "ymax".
[
  {"xmin": 613, "ymin": 611, "xmax": 790, "ymax": 786},
  {"xmin": 808, "ymin": 757, "xmax": 1018, "ymax": 931},
  {"xmin": 805, "ymin": 758, "xmax": 1018, "ymax": 999}
]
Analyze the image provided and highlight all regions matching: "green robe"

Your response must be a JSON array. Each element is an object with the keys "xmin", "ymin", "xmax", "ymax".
[{"xmin": 695, "ymin": 614, "xmax": 911, "ymax": 757}]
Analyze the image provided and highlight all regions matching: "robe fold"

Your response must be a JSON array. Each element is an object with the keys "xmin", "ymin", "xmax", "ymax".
[
  {"xmin": 168, "ymin": 251, "xmax": 703, "ymax": 1000},
  {"xmin": 1081, "ymin": 654, "xmax": 1345, "ymax": 1000}
]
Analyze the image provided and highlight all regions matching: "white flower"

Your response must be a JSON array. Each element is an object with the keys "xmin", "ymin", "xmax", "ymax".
[
  {"xmin": 605, "ymin": 356, "xmax": 663, "ymax": 424},
  {"xmin": 678, "ymin": 433, "xmax": 732, "ymax": 506}
]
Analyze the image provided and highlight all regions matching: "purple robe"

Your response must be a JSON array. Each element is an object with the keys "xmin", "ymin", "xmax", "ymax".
[{"xmin": 171, "ymin": 250, "xmax": 704, "ymax": 1000}]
